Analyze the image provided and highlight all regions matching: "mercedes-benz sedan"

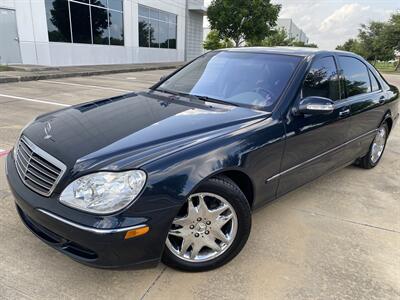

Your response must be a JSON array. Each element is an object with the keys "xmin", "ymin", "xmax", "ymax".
[{"xmin": 6, "ymin": 48, "xmax": 399, "ymax": 271}]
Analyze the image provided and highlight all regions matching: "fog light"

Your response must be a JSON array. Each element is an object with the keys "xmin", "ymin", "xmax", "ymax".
[{"xmin": 124, "ymin": 226, "xmax": 149, "ymax": 239}]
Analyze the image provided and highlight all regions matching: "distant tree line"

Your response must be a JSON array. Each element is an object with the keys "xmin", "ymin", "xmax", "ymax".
[
  {"xmin": 204, "ymin": 0, "xmax": 318, "ymax": 51},
  {"xmin": 336, "ymin": 12, "xmax": 400, "ymax": 70}
]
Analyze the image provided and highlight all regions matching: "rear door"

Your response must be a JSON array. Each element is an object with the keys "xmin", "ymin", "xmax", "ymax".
[
  {"xmin": 337, "ymin": 56, "xmax": 386, "ymax": 158},
  {"xmin": 276, "ymin": 55, "xmax": 353, "ymax": 196}
]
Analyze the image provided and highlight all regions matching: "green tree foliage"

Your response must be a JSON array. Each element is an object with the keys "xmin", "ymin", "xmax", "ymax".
[
  {"xmin": 248, "ymin": 28, "xmax": 318, "ymax": 48},
  {"xmin": 207, "ymin": 0, "xmax": 281, "ymax": 47},
  {"xmin": 336, "ymin": 12, "xmax": 400, "ymax": 69},
  {"xmin": 203, "ymin": 30, "xmax": 234, "ymax": 50}
]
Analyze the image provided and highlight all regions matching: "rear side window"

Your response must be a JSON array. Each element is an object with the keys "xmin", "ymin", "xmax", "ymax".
[
  {"xmin": 302, "ymin": 56, "xmax": 340, "ymax": 101},
  {"xmin": 369, "ymin": 70, "xmax": 380, "ymax": 92},
  {"xmin": 339, "ymin": 56, "xmax": 371, "ymax": 97}
]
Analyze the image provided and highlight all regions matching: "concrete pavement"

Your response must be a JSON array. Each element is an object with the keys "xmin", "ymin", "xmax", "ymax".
[{"xmin": 0, "ymin": 72, "xmax": 399, "ymax": 300}]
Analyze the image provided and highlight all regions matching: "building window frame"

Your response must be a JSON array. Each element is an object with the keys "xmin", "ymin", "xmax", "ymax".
[
  {"xmin": 45, "ymin": 0, "xmax": 124, "ymax": 46},
  {"xmin": 138, "ymin": 4, "xmax": 177, "ymax": 49}
]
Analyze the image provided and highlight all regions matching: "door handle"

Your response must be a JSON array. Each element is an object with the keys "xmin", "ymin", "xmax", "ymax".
[{"xmin": 339, "ymin": 108, "xmax": 350, "ymax": 117}]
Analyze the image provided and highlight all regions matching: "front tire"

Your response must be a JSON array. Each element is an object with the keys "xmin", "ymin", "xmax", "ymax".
[
  {"xmin": 358, "ymin": 123, "xmax": 388, "ymax": 169},
  {"xmin": 162, "ymin": 176, "xmax": 251, "ymax": 272}
]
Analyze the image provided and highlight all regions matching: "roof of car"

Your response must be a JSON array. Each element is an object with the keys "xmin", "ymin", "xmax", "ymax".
[{"xmin": 222, "ymin": 47, "xmax": 353, "ymax": 57}]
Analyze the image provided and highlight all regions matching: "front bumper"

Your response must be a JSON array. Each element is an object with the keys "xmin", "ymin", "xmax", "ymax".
[{"xmin": 5, "ymin": 153, "xmax": 178, "ymax": 269}]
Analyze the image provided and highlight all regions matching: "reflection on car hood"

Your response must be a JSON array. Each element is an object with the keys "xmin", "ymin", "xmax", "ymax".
[{"xmin": 23, "ymin": 91, "xmax": 269, "ymax": 172}]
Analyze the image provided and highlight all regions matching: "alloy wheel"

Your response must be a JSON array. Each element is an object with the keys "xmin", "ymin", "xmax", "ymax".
[
  {"xmin": 166, "ymin": 192, "xmax": 238, "ymax": 262},
  {"xmin": 370, "ymin": 126, "xmax": 387, "ymax": 163}
]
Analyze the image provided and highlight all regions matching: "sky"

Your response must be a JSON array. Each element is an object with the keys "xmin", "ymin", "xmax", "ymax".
[{"xmin": 204, "ymin": 0, "xmax": 399, "ymax": 50}]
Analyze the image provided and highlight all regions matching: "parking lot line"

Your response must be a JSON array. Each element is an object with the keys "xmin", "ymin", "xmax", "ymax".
[
  {"xmin": 0, "ymin": 149, "xmax": 10, "ymax": 158},
  {"xmin": 0, "ymin": 93, "xmax": 71, "ymax": 107},
  {"xmin": 40, "ymin": 80, "xmax": 132, "ymax": 92}
]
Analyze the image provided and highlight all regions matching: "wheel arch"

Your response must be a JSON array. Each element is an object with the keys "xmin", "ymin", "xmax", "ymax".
[
  {"xmin": 381, "ymin": 110, "xmax": 393, "ymax": 134},
  {"xmin": 187, "ymin": 168, "xmax": 255, "ymax": 209}
]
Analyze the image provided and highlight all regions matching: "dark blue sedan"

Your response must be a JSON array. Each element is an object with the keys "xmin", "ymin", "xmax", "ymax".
[{"xmin": 6, "ymin": 48, "xmax": 399, "ymax": 271}]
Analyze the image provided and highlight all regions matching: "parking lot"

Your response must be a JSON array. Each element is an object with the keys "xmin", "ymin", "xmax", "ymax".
[{"xmin": 0, "ymin": 71, "xmax": 399, "ymax": 300}]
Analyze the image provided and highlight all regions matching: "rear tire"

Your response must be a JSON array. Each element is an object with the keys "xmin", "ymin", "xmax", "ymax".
[
  {"xmin": 162, "ymin": 176, "xmax": 251, "ymax": 272},
  {"xmin": 358, "ymin": 123, "xmax": 388, "ymax": 169}
]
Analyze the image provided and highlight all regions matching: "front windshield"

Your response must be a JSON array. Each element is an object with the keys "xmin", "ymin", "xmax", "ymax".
[{"xmin": 157, "ymin": 51, "xmax": 302, "ymax": 109}]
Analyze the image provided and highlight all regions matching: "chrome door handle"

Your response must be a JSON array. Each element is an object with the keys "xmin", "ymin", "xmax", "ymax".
[{"xmin": 339, "ymin": 108, "xmax": 350, "ymax": 117}]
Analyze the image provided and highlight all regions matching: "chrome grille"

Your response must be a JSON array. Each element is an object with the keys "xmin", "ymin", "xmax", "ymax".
[{"xmin": 15, "ymin": 136, "xmax": 66, "ymax": 197}]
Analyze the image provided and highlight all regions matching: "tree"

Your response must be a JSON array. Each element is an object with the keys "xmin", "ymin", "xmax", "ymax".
[
  {"xmin": 383, "ymin": 13, "xmax": 400, "ymax": 70},
  {"xmin": 335, "ymin": 12, "xmax": 400, "ymax": 68},
  {"xmin": 290, "ymin": 41, "xmax": 318, "ymax": 48},
  {"xmin": 203, "ymin": 30, "xmax": 234, "ymax": 50},
  {"xmin": 248, "ymin": 28, "xmax": 292, "ymax": 47},
  {"xmin": 207, "ymin": 0, "xmax": 281, "ymax": 47}
]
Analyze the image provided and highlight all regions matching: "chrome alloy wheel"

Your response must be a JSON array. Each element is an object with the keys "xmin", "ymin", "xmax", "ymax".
[
  {"xmin": 166, "ymin": 192, "xmax": 238, "ymax": 262},
  {"xmin": 371, "ymin": 126, "xmax": 387, "ymax": 163}
]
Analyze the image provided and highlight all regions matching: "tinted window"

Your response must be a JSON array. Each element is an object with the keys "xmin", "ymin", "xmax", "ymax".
[
  {"xmin": 138, "ymin": 17, "xmax": 150, "ymax": 47},
  {"xmin": 138, "ymin": 5, "xmax": 177, "ymax": 49},
  {"xmin": 108, "ymin": 0, "xmax": 123, "ymax": 11},
  {"xmin": 91, "ymin": 6, "xmax": 109, "ymax": 45},
  {"xmin": 369, "ymin": 70, "xmax": 380, "ymax": 92},
  {"xmin": 159, "ymin": 52, "xmax": 301, "ymax": 109},
  {"xmin": 45, "ymin": 0, "xmax": 71, "ymax": 42},
  {"xmin": 303, "ymin": 57, "xmax": 340, "ymax": 100},
  {"xmin": 109, "ymin": 10, "xmax": 124, "ymax": 45},
  {"xmin": 339, "ymin": 56, "xmax": 371, "ymax": 97},
  {"xmin": 44, "ymin": 0, "xmax": 123, "ymax": 46},
  {"xmin": 70, "ymin": 1, "xmax": 92, "ymax": 44}
]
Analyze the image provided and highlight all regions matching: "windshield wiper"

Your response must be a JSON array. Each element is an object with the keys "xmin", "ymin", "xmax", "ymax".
[
  {"xmin": 190, "ymin": 94, "xmax": 239, "ymax": 107},
  {"xmin": 153, "ymin": 88, "xmax": 238, "ymax": 107},
  {"xmin": 152, "ymin": 87, "xmax": 180, "ymax": 96}
]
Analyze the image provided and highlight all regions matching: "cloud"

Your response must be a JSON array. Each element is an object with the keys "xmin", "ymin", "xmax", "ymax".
[
  {"xmin": 273, "ymin": 0, "xmax": 396, "ymax": 49},
  {"xmin": 319, "ymin": 4, "xmax": 370, "ymax": 33}
]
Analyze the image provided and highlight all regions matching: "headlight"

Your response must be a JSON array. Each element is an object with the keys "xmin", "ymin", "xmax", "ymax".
[{"xmin": 59, "ymin": 170, "xmax": 146, "ymax": 214}]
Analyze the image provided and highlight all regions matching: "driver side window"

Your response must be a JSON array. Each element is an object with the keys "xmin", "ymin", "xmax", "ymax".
[{"xmin": 302, "ymin": 57, "xmax": 340, "ymax": 101}]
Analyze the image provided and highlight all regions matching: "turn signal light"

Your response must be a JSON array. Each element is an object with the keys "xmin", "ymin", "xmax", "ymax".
[{"xmin": 124, "ymin": 226, "xmax": 149, "ymax": 239}]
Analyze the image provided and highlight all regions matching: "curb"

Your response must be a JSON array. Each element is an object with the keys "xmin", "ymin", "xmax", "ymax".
[{"xmin": 0, "ymin": 64, "xmax": 182, "ymax": 84}]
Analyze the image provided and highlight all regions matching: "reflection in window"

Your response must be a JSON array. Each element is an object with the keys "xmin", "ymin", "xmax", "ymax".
[
  {"xmin": 138, "ymin": 17, "xmax": 150, "ymax": 47},
  {"xmin": 339, "ymin": 56, "xmax": 371, "ymax": 97},
  {"xmin": 91, "ymin": 6, "xmax": 109, "ymax": 45},
  {"xmin": 303, "ymin": 57, "xmax": 340, "ymax": 100},
  {"xmin": 138, "ymin": 5, "xmax": 177, "ymax": 49},
  {"xmin": 70, "ymin": 1, "xmax": 92, "ymax": 44},
  {"xmin": 369, "ymin": 70, "xmax": 380, "ymax": 92},
  {"xmin": 109, "ymin": 10, "xmax": 124, "ymax": 45},
  {"xmin": 44, "ymin": 0, "xmax": 124, "ymax": 46},
  {"xmin": 45, "ymin": 0, "xmax": 71, "ymax": 42}
]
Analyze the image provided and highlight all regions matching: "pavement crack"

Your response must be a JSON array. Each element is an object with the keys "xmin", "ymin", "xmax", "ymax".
[
  {"xmin": 286, "ymin": 206, "xmax": 400, "ymax": 234},
  {"xmin": 139, "ymin": 266, "xmax": 167, "ymax": 300}
]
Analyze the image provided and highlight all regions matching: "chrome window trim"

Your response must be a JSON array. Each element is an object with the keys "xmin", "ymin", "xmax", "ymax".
[
  {"xmin": 266, "ymin": 129, "xmax": 378, "ymax": 182},
  {"xmin": 15, "ymin": 136, "xmax": 67, "ymax": 197},
  {"xmin": 37, "ymin": 209, "xmax": 148, "ymax": 234}
]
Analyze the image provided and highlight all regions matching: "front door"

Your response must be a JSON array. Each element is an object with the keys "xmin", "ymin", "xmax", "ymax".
[
  {"xmin": 0, "ymin": 8, "xmax": 21, "ymax": 64},
  {"xmin": 276, "ymin": 55, "xmax": 352, "ymax": 196}
]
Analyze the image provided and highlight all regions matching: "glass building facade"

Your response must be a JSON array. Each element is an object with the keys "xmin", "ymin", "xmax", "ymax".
[
  {"xmin": 45, "ymin": 0, "xmax": 124, "ymax": 46},
  {"xmin": 138, "ymin": 5, "xmax": 177, "ymax": 49}
]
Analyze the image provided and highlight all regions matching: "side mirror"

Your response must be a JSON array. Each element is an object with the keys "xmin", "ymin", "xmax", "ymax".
[
  {"xmin": 295, "ymin": 96, "xmax": 334, "ymax": 115},
  {"xmin": 159, "ymin": 75, "xmax": 167, "ymax": 82}
]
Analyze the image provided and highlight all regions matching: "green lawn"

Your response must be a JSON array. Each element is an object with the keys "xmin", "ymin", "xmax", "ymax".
[
  {"xmin": 372, "ymin": 61, "xmax": 399, "ymax": 73},
  {"xmin": 0, "ymin": 65, "xmax": 11, "ymax": 72}
]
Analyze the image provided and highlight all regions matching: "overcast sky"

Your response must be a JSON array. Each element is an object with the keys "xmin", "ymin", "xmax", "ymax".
[{"xmin": 204, "ymin": 0, "xmax": 399, "ymax": 49}]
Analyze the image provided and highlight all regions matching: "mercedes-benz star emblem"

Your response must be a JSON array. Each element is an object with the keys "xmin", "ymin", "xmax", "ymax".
[{"xmin": 44, "ymin": 122, "xmax": 52, "ymax": 140}]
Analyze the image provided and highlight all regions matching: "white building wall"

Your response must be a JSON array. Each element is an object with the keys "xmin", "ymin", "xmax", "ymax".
[{"xmin": 0, "ymin": 0, "xmax": 188, "ymax": 66}]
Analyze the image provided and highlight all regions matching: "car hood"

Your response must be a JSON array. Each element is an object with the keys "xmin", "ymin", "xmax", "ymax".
[{"xmin": 23, "ymin": 91, "xmax": 269, "ymax": 173}]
